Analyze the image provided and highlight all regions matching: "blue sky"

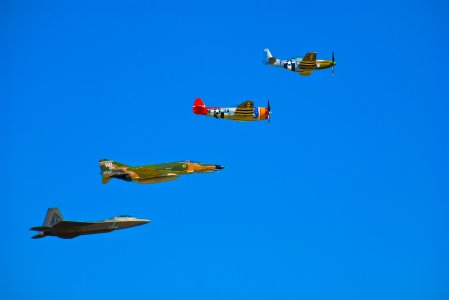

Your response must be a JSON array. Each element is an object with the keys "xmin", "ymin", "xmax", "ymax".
[{"xmin": 1, "ymin": 1, "xmax": 449, "ymax": 299}]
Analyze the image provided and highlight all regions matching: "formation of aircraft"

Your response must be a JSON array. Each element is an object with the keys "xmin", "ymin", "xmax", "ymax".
[
  {"xmin": 99, "ymin": 159, "xmax": 224, "ymax": 184},
  {"xmin": 32, "ymin": 47, "xmax": 334, "ymax": 239},
  {"xmin": 263, "ymin": 48, "xmax": 336, "ymax": 77},
  {"xmin": 30, "ymin": 208, "xmax": 149, "ymax": 239},
  {"xmin": 193, "ymin": 98, "xmax": 271, "ymax": 123}
]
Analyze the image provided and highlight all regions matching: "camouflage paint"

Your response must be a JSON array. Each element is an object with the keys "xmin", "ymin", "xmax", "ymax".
[{"xmin": 99, "ymin": 159, "xmax": 223, "ymax": 184}]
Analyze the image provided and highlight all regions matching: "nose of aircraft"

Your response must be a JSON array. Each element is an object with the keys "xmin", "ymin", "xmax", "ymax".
[
  {"xmin": 138, "ymin": 219, "xmax": 151, "ymax": 225},
  {"xmin": 215, "ymin": 165, "xmax": 224, "ymax": 170}
]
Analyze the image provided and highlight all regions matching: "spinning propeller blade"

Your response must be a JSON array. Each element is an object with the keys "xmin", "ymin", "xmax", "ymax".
[
  {"xmin": 267, "ymin": 100, "xmax": 271, "ymax": 125},
  {"xmin": 332, "ymin": 51, "xmax": 335, "ymax": 77}
]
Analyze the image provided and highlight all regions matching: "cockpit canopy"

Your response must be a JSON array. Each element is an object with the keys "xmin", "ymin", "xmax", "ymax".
[{"xmin": 105, "ymin": 215, "xmax": 135, "ymax": 221}]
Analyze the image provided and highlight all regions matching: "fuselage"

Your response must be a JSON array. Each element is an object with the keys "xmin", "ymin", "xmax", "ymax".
[
  {"xmin": 99, "ymin": 159, "xmax": 224, "ymax": 184},
  {"xmin": 202, "ymin": 106, "xmax": 269, "ymax": 121},
  {"xmin": 37, "ymin": 216, "xmax": 150, "ymax": 239},
  {"xmin": 269, "ymin": 58, "xmax": 335, "ymax": 71},
  {"xmin": 130, "ymin": 161, "xmax": 223, "ymax": 178}
]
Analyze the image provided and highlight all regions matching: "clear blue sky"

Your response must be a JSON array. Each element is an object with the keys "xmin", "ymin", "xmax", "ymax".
[{"xmin": 1, "ymin": 1, "xmax": 449, "ymax": 299}]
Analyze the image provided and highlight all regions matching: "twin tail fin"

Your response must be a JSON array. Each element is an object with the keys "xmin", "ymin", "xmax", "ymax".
[{"xmin": 30, "ymin": 208, "xmax": 64, "ymax": 239}]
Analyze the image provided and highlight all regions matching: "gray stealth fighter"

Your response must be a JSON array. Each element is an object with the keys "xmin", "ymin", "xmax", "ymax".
[{"xmin": 30, "ymin": 208, "xmax": 150, "ymax": 239}]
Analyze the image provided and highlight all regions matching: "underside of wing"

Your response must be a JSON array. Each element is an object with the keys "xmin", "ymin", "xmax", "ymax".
[
  {"xmin": 235, "ymin": 101, "xmax": 255, "ymax": 119},
  {"xmin": 53, "ymin": 221, "xmax": 96, "ymax": 228},
  {"xmin": 299, "ymin": 69, "xmax": 314, "ymax": 76},
  {"xmin": 299, "ymin": 52, "xmax": 317, "ymax": 70},
  {"xmin": 138, "ymin": 174, "xmax": 179, "ymax": 184}
]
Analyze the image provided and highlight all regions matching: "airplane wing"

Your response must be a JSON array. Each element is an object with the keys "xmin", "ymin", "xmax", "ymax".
[
  {"xmin": 237, "ymin": 100, "xmax": 254, "ymax": 109},
  {"xmin": 138, "ymin": 174, "xmax": 179, "ymax": 184},
  {"xmin": 234, "ymin": 101, "xmax": 255, "ymax": 119},
  {"xmin": 53, "ymin": 221, "xmax": 96, "ymax": 228},
  {"xmin": 133, "ymin": 167, "xmax": 163, "ymax": 179},
  {"xmin": 299, "ymin": 69, "xmax": 314, "ymax": 76},
  {"xmin": 299, "ymin": 52, "xmax": 317, "ymax": 69}
]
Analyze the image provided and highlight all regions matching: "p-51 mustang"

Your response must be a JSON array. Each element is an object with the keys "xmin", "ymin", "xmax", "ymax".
[
  {"xmin": 30, "ymin": 208, "xmax": 150, "ymax": 239},
  {"xmin": 193, "ymin": 98, "xmax": 271, "ymax": 123},
  {"xmin": 263, "ymin": 48, "xmax": 336, "ymax": 76},
  {"xmin": 100, "ymin": 159, "xmax": 224, "ymax": 184}
]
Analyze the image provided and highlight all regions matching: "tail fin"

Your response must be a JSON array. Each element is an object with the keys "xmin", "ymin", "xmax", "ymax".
[
  {"xmin": 43, "ymin": 208, "xmax": 63, "ymax": 226},
  {"xmin": 30, "ymin": 208, "xmax": 62, "ymax": 239},
  {"xmin": 193, "ymin": 98, "xmax": 207, "ymax": 115},
  {"xmin": 263, "ymin": 48, "xmax": 276, "ymax": 65},
  {"xmin": 264, "ymin": 48, "xmax": 273, "ymax": 58},
  {"xmin": 99, "ymin": 159, "xmax": 130, "ymax": 184}
]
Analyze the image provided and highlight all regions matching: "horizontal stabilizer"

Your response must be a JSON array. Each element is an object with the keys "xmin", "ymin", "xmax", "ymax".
[
  {"xmin": 30, "ymin": 226, "xmax": 51, "ymax": 231},
  {"xmin": 31, "ymin": 232, "xmax": 46, "ymax": 239}
]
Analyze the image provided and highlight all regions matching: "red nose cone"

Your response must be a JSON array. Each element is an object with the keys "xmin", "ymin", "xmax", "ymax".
[{"xmin": 193, "ymin": 98, "xmax": 207, "ymax": 115}]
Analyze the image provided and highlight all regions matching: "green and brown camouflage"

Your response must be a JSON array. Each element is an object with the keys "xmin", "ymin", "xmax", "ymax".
[{"xmin": 99, "ymin": 159, "xmax": 224, "ymax": 184}]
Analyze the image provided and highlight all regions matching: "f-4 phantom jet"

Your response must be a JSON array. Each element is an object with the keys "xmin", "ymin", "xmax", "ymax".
[
  {"xmin": 30, "ymin": 208, "xmax": 150, "ymax": 239},
  {"xmin": 99, "ymin": 159, "xmax": 224, "ymax": 184},
  {"xmin": 264, "ymin": 48, "xmax": 336, "ymax": 76},
  {"xmin": 193, "ymin": 98, "xmax": 271, "ymax": 123}
]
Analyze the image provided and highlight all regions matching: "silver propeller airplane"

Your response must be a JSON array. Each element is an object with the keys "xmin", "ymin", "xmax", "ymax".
[
  {"xmin": 30, "ymin": 208, "xmax": 150, "ymax": 239},
  {"xmin": 263, "ymin": 48, "xmax": 336, "ymax": 76}
]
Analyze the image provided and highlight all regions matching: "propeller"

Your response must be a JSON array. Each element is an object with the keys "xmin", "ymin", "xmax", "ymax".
[
  {"xmin": 332, "ymin": 51, "xmax": 335, "ymax": 77},
  {"xmin": 267, "ymin": 100, "xmax": 271, "ymax": 124}
]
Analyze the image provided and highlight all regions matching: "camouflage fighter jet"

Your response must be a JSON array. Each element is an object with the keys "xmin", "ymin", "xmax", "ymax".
[
  {"xmin": 99, "ymin": 159, "xmax": 224, "ymax": 184},
  {"xmin": 263, "ymin": 48, "xmax": 336, "ymax": 76},
  {"xmin": 30, "ymin": 208, "xmax": 150, "ymax": 239},
  {"xmin": 193, "ymin": 98, "xmax": 271, "ymax": 123}
]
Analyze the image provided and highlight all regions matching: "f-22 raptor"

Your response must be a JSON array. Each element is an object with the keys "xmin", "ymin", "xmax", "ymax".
[{"xmin": 30, "ymin": 208, "xmax": 150, "ymax": 239}]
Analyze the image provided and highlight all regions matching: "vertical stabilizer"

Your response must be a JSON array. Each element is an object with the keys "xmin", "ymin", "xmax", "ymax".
[
  {"xmin": 263, "ymin": 48, "xmax": 276, "ymax": 65},
  {"xmin": 99, "ymin": 159, "xmax": 130, "ymax": 184},
  {"xmin": 264, "ymin": 48, "xmax": 273, "ymax": 58},
  {"xmin": 43, "ymin": 208, "xmax": 63, "ymax": 227},
  {"xmin": 193, "ymin": 98, "xmax": 207, "ymax": 115}
]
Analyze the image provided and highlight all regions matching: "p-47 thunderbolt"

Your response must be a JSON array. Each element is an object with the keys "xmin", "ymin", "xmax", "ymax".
[
  {"xmin": 193, "ymin": 98, "xmax": 271, "ymax": 123},
  {"xmin": 263, "ymin": 48, "xmax": 336, "ymax": 76},
  {"xmin": 30, "ymin": 208, "xmax": 150, "ymax": 239},
  {"xmin": 99, "ymin": 159, "xmax": 224, "ymax": 184}
]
